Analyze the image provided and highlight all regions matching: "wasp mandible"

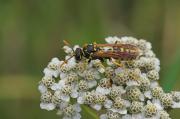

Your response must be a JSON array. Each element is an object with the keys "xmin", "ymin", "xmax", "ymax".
[{"xmin": 61, "ymin": 40, "xmax": 141, "ymax": 67}]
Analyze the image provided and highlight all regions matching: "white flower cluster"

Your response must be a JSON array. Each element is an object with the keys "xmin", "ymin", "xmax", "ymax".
[{"xmin": 38, "ymin": 36, "xmax": 180, "ymax": 119}]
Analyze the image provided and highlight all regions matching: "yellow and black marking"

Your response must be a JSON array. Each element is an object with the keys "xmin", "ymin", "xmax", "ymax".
[{"xmin": 61, "ymin": 40, "xmax": 141, "ymax": 67}]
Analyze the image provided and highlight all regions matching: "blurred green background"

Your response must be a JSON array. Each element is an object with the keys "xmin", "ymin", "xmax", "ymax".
[{"xmin": 0, "ymin": 0, "xmax": 180, "ymax": 119}]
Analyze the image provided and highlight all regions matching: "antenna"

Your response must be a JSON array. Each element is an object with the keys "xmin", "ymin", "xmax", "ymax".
[
  {"xmin": 63, "ymin": 40, "xmax": 75, "ymax": 53},
  {"xmin": 60, "ymin": 40, "xmax": 77, "ymax": 68},
  {"xmin": 60, "ymin": 55, "xmax": 74, "ymax": 68},
  {"xmin": 63, "ymin": 40, "xmax": 71, "ymax": 46}
]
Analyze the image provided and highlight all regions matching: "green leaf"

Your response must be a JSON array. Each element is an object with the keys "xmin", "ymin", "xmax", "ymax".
[{"xmin": 81, "ymin": 105, "xmax": 99, "ymax": 119}]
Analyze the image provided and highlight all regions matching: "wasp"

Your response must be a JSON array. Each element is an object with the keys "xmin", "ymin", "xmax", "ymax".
[{"xmin": 61, "ymin": 40, "xmax": 141, "ymax": 67}]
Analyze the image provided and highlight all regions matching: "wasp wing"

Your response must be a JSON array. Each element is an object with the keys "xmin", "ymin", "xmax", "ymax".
[
  {"xmin": 95, "ymin": 44, "xmax": 138, "ymax": 49},
  {"xmin": 92, "ymin": 50, "xmax": 137, "ymax": 60}
]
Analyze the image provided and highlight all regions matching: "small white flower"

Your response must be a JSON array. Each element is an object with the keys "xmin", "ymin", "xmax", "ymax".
[
  {"xmin": 90, "ymin": 59, "xmax": 105, "ymax": 73},
  {"xmin": 144, "ymin": 90, "xmax": 152, "ymax": 99},
  {"xmin": 142, "ymin": 100, "xmax": 162, "ymax": 119},
  {"xmin": 114, "ymin": 67, "xmax": 123, "ymax": 74},
  {"xmin": 111, "ymin": 85, "xmax": 126, "ymax": 94},
  {"xmin": 126, "ymin": 80, "xmax": 140, "ymax": 86},
  {"xmin": 109, "ymin": 97, "xmax": 128, "ymax": 114},
  {"xmin": 40, "ymin": 103, "xmax": 56, "ymax": 111},
  {"xmin": 91, "ymin": 104, "xmax": 102, "ymax": 111},
  {"xmin": 105, "ymin": 36, "xmax": 120, "ymax": 44},
  {"xmin": 152, "ymin": 99, "xmax": 164, "ymax": 110},
  {"xmin": 120, "ymin": 36, "xmax": 138, "ymax": 45},
  {"xmin": 48, "ymin": 57, "xmax": 61, "ymax": 70},
  {"xmin": 104, "ymin": 99, "xmax": 113, "ymax": 109},
  {"xmin": 138, "ymin": 39, "xmax": 152, "ymax": 51},
  {"xmin": 38, "ymin": 83, "xmax": 47, "ymax": 94},
  {"xmin": 53, "ymin": 83, "xmax": 79, "ymax": 102},
  {"xmin": 63, "ymin": 46, "xmax": 73, "ymax": 54},
  {"xmin": 132, "ymin": 113, "xmax": 144, "ymax": 119},
  {"xmin": 106, "ymin": 59, "xmax": 114, "ymax": 66},
  {"xmin": 172, "ymin": 101, "xmax": 180, "ymax": 108},
  {"xmin": 82, "ymin": 69, "xmax": 100, "ymax": 88},
  {"xmin": 150, "ymin": 81, "xmax": 159, "ymax": 89},
  {"xmin": 43, "ymin": 68, "xmax": 59, "ymax": 78},
  {"xmin": 71, "ymin": 88, "xmax": 78, "ymax": 98},
  {"xmin": 122, "ymin": 114, "xmax": 132, "ymax": 119},
  {"xmin": 60, "ymin": 94, "xmax": 70, "ymax": 102},
  {"xmin": 51, "ymin": 79, "xmax": 66, "ymax": 91},
  {"xmin": 43, "ymin": 58, "xmax": 61, "ymax": 78},
  {"xmin": 100, "ymin": 111, "xmax": 121, "ymax": 119},
  {"xmin": 96, "ymin": 86, "xmax": 111, "ymax": 95},
  {"xmin": 100, "ymin": 114, "xmax": 107, "ymax": 119},
  {"xmin": 73, "ymin": 45, "xmax": 80, "ymax": 51},
  {"xmin": 77, "ymin": 96, "xmax": 85, "ymax": 104},
  {"xmin": 87, "ymin": 80, "xmax": 97, "ymax": 88},
  {"xmin": 65, "ymin": 56, "xmax": 77, "ymax": 69},
  {"xmin": 62, "ymin": 103, "xmax": 81, "ymax": 119}
]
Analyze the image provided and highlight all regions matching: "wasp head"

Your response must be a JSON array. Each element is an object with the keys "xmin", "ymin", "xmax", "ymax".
[{"xmin": 74, "ymin": 48, "xmax": 83, "ymax": 61}]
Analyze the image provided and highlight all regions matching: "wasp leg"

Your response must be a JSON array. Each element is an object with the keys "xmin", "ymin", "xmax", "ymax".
[
  {"xmin": 99, "ymin": 58, "xmax": 104, "ymax": 62},
  {"xmin": 88, "ymin": 56, "xmax": 92, "ymax": 63},
  {"xmin": 115, "ymin": 41, "xmax": 119, "ymax": 44},
  {"xmin": 88, "ymin": 59, "xmax": 91, "ymax": 63},
  {"xmin": 60, "ymin": 61, "xmax": 67, "ymax": 68},
  {"xmin": 110, "ymin": 58, "xmax": 123, "ymax": 67}
]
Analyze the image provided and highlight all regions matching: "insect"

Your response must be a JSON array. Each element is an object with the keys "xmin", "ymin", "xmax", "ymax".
[{"xmin": 61, "ymin": 40, "xmax": 141, "ymax": 67}]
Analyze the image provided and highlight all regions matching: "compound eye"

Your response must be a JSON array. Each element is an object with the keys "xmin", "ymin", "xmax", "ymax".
[{"xmin": 87, "ymin": 45, "xmax": 94, "ymax": 53}]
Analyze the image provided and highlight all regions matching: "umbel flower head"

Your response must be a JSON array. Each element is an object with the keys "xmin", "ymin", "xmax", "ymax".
[{"xmin": 38, "ymin": 36, "xmax": 180, "ymax": 119}]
